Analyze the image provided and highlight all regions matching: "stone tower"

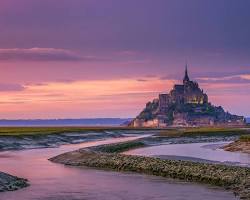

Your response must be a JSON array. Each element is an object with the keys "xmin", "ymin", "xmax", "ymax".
[{"xmin": 183, "ymin": 64, "xmax": 190, "ymax": 84}]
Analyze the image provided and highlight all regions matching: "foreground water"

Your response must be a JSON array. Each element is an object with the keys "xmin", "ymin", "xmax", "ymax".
[{"xmin": 0, "ymin": 135, "xmax": 237, "ymax": 200}]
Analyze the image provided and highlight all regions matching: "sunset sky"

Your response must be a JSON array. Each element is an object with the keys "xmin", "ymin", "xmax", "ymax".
[{"xmin": 0, "ymin": 0, "xmax": 250, "ymax": 119}]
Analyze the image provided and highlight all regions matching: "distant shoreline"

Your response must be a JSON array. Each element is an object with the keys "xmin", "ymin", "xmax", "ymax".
[{"xmin": 0, "ymin": 118, "xmax": 132, "ymax": 127}]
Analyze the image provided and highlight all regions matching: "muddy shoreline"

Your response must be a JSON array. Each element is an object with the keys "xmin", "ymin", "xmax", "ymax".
[{"xmin": 223, "ymin": 140, "xmax": 250, "ymax": 154}]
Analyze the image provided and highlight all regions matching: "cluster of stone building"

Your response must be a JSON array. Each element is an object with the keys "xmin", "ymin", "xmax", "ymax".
[
  {"xmin": 159, "ymin": 67, "xmax": 208, "ymax": 110},
  {"xmin": 130, "ymin": 66, "xmax": 245, "ymax": 127}
]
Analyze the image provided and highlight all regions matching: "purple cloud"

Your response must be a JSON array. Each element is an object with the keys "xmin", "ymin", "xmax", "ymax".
[
  {"xmin": 197, "ymin": 74, "xmax": 250, "ymax": 84},
  {"xmin": 0, "ymin": 83, "xmax": 25, "ymax": 92},
  {"xmin": 0, "ymin": 48, "xmax": 102, "ymax": 62}
]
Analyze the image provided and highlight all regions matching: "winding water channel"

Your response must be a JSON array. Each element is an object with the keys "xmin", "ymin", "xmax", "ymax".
[
  {"xmin": 0, "ymin": 135, "xmax": 239, "ymax": 200},
  {"xmin": 125, "ymin": 142, "xmax": 250, "ymax": 167}
]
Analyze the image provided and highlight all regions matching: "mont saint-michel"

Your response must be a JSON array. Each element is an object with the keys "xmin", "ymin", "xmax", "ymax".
[{"xmin": 130, "ymin": 66, "xmax": 245, "ymax": 128}]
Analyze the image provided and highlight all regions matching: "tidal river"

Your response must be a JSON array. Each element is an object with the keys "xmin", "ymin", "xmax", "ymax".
[
  {"xmin": 125, "ymin": 141, "xmax": 250, "ymax": 167},
  {"xmin": 0, "ymin": 135, "xmax": 237, "ymax": 200}
]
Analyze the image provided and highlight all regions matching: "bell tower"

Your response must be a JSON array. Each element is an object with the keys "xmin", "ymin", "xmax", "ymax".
[{"xmin": 183, "ymin": 64, "xmax": 190, "ymax": 84}]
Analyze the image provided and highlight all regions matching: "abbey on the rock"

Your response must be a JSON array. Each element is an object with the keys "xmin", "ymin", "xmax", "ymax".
[
  {"xmin": 130, "ymin": 65, "xmax": 245, "ymax": 127},
  {"xmin": 159, "ymin": 65, "xmax": 208, "ymax": 113}
]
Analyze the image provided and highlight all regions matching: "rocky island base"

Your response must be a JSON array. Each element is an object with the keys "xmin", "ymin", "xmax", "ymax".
[
  {"xmin": 0, "ymin": 172, "xmax": 29, "ymax": 192},
  {"xmin": 50, "ymin": 141, "xmax": 250, "ymax": 200}
]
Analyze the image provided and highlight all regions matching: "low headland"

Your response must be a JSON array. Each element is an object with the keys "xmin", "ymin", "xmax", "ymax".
[
  {"xmin": 0, "ymin": 172, "xmax": 28, "ymax": 192},
  {"xmin": 50, "ymin": 140, "xmax": 250, "ymax": 200},
  {"xmin": 223, "ymin": 135, "xmax": 250, "ymax": 154}
]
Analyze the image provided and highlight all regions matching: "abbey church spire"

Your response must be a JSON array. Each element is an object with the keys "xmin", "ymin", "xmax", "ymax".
[{"xmin": 183, "ymin": 63, "xmax": 190, "ymax": 84}]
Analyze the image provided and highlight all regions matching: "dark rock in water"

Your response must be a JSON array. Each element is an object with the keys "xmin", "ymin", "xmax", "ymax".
[
  {"xmin": 0, "ymin": 172, "xmax": 29, "ymax": 192},
  {"xmin": 129, "ymin": 66, "xmax": 245, "ymax": 127}
]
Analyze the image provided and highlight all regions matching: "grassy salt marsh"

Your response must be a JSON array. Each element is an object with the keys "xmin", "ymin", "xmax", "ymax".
[
  {"xmin": 0, "ymin": 126, "xmax": 248, "ymax": 137},
  {"xmin": 91, "ymin": 141, "xmax": 146, "ymax": 153},
  {"xmin": 158, "ymin": 127, "xmax": 250, "ymax": 137},
  {"xmin": 0, "ymin": 127, "xmax": 152, "ymax": 137},
  {"xmin": 240, "ymin": 135, "xmax": 250, "ymax": 142}
]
